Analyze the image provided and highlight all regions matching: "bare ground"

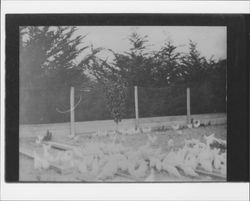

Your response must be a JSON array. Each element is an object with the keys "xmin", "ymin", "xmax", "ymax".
[{"xmin": 19, "ymin": 124, "xmax": 226, "ymax": 182}]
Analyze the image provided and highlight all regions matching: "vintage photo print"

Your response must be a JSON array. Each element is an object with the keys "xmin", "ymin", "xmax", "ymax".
[{"xmin": 19, "ymin": 25, "xmax": 227, "ymax": 182}]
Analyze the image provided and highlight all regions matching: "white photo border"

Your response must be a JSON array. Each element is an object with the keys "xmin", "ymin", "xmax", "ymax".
[{"xmin": 1, "ymin": 1, "xmax": 249, "ymax": 201}]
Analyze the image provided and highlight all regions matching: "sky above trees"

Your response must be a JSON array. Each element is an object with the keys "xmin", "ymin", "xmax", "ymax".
[{"xmin": 75, "ymin": 26, "xmax": 226, "ymax": 62}]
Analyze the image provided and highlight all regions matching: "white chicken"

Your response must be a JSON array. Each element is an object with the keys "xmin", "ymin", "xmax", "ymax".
[
  {"xmin": 165, "ymin": 149, "xmax": 183, "ymax": 167},
  {"xmin": 197, "ymin": 142, "xmax": 207, "ymax": 152},
  {"xmin": 117, "ymin": 158, "xmax": 129, "ymax": 172},
  {"xmin": 35, "ymin": 135, "xmax": 43, "ymax": 145},
  {"xmin": 109, "ymin": 130, "xmax": 116, "ymax": 136},
  {"xmin": 126, "ymin": 150, "xmax": 141, "ymax": 164},
  {"xmin": 176, "ymin": 130, "xmax": 183, "ymax": 135},
  {"xmin": 85, "ymin": 155, "xmax": 94, "ymax": 170},
  {"xmin": 73, "ymin": 147, "xmax": 84, "ymax": 158},
  {"xmin": 204, "ymin": 133, "xmax": 226, "ymax": 147},
  {"xmin": 221, "ymin": 152, "xmax": 227, "ymax": 164},
  {"xmin": 128, "ymin": 160, "xmax": 148, "ymax": 178},
  {"xmin": 167, "ymin": 139, "xmax": 174, "ymax": 148},
  {"xmin": 155, "ymin": 159, "xmax": 162, "ymax": 172},
  {"xmin": 147, "ymin": 134, "xmax": 157, "ymax": 145},
  {"xmin": 211, "ymin": 148, "xmax": 221, "ymax": 170},
  {"xmin": 172, "ymin": 124, "xmax": 180, "ymax": 130},
  {"xmin": 34, "ymin": 148, "xmax": 50, "ymax": 170},
  {"xmin": 142, "ymin": 127, "xmax": 151, "ymax": 133},
  {"xmin": 217, "ymin": 138, "xmax": 227, "ymax": 145},
  {"xmin": 162, "ymin": 161, "xmax": 181, "ymax": 177},
  {"xmin": 179, "ymin": 164, "xmax": 198, "ymax": 177},
  {"xmin": 193, "ymin": 120, "xmax": 201, "ymax": 128},
  {"xmin": 118, "ymin": 128, "xmax": 127, "ymax": 134},
  {"xmin": 78, "ymin": 160, "xmax": 88, "ymax": 174},
  {"xmin": 97, "ymin": 158, "xmax": 118, "ymax": 180},
  {"xmin": 175, "ymin": 147, "xmax": 188, "ymax": 165},
  {"xmin": 68, "ymin": 134, "xmax": 75, "ymax": 139},
  {"xmin": 184, "ymin": 153, "xmax": 198, "ymax": 170},
  {"xmin": 89, "ymin": 157, "xmax": 100, "ymax": 176},
  {"xmin": 185, "ymin": 138, "xmax": 200, "ymax": 147},
  {"xmin": 100, "ymin": 154, "xmax": 109, "ymax": 162},
  {"xmin": 70, "ymin": 159, "xmax": 81, "ymax": 169},
  {"xmin": 127, "ymin": 128, "xmax": 140, "ymax": 135},
  {"xmin": 198, "ymin": 147, "xmax": 213, "ymax": 172},
  {"xmin": 113, "ymin": 153, "xmax": 127, "ymax": 168},
  {"xmin": 138, "ymin": 145, "xmax": 160, "ymax": 159},
  {"xmin": 170, "ymin": 147, "xmax": 198, "ymax": 177},
  {"xmin": 96, "ymin": 129, "xmax": 102, "ymax": 137},
  {"xmin": 204, "ymin": 133, "xmax": 216, "ymax": 146},
  {"xmin": 161, "ymin": 151, "xmax": 182, "ymax": 177},
  {"xmin": 190, "ymin": 145, "xmax": 198, "ymax": 155},
  {"xmin": 41, "ymin": 157, "xmax": 50, "ymax": 169},
  {"xmin": 72, "ymin": 135, "xmax": 80, "ymax": 142},
  {"xmin": 96, "ymin": 129, "xmax": 108, "ymax": 137},
  {"xmin": 145, "ymin": 168, "xmax": 156, "ymax": 181},
  {"xmin": 60, "ymin": 150, "xmax": 74, "ymax": 164},
  {"xmin": 33, "ymin": 151, "xmax": 43, "ymax": 170},
  {"xmin": 149, "ymin": 157, "xmax": 157, "ymax": 168},
  {"xmin": 200, "ymin": 161, "xmax": 213, "ymax": 172},
  {"xmin": 213, "ymin": 156, "xmax": 221, "ymax": 170},
  {"xmin": 42, "ymin": 143, "xmax": 58, "ymax": 163}
]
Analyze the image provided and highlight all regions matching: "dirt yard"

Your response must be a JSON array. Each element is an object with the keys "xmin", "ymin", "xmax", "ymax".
[{"xmin": 19, "ymin": 124, "xmax": 226, "ymax": 182}]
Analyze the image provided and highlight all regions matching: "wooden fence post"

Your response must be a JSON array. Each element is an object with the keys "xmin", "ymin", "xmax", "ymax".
[
  {"xmin": 70, "ymin": 86, "xmax": 75, "ymax": 137},
  {"xmin": 134, "ymin": 86, "xmax": 139, "ymax": 129},
  {"xmin": 186, "ymin": 87, "xmax": 191, "ymax": 124}
]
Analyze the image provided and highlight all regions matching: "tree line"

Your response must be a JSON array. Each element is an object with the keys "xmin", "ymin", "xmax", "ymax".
[{"xmin": 19, "ymin": 26, "xmax": 226, "ymax": 124}]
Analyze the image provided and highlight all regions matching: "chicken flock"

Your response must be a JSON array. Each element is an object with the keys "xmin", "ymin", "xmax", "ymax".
[{"xmin": 33, "ymin": 128, "xmax": 226, "ymax": 181}]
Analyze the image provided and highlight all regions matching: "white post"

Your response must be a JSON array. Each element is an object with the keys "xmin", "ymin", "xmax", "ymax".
[
  {"xmin": 134, "ymin": 86, "xmax": 139, "ymax": 129},
  {"xmin": 187, "ymin": 87, "xmax": 191, "ymax": 124},
  {"xmin": 70, "ymin": 86, "xmax": 75, "ymax": 137}
]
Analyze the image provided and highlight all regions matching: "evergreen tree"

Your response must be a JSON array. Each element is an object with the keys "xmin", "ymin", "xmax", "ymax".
[
  {"xmin": 181, "ymin": 40, "xmax": 208, "ymax": 86},
  {"xmin": 19, "ymin": 26, "xmax": 98, "ymax": 123},
  {"xmin": 20, "ymin": 26, "xmax": 93, "ymax": 89},
  {"xmin": 152, "ymin": 41, "xmax": 182, "ymax": 86},
  {"xmin": 110, "ymin": 32, "xmax": 153, "ymax": 86}
]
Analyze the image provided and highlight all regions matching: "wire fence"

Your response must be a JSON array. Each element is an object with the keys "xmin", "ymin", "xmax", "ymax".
[
  {"xmin": 20, "ymin": 82, "xmax": 226, "ymax": 124},
  {"xmin": 137, "ymin": 85, "xmax": 187, "ymax": 118}
]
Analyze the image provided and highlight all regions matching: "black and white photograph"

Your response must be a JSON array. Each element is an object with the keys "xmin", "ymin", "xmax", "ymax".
[{"xmin": 18, "ymin": 25, "xmax": 228, "ymax": 182}]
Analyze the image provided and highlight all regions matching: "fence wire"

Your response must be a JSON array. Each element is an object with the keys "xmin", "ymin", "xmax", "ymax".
[
  {"xmin": 137, "ymin": 85, "xmax": 187, "ymax": 118},
  {"xmin": 20, "ymin": 82, "xmax": 226, "ymax": 124}
]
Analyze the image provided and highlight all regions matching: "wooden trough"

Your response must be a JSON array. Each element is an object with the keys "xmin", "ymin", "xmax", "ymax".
[
  {"xmin": 19, "ymin": 146, "xmax": 70, "ymax": 174},
  {"xmin": 44, "ymin": 141, "xmax": 78, "ymax": 151},
  {"xmin": 195, "ymin": 167, "xmax": 226, "ymax": 180}
]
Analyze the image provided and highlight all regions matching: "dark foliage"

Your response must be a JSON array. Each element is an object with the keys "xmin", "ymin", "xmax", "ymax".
[{"xmin": 19, "ymin": 29, "xmax": 226, "ymax": 124}]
